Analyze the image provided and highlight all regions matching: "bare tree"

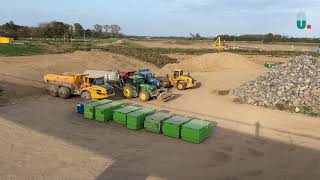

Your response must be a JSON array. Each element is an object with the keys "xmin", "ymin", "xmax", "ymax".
[
  {"xmin": 93, "ymin": 24, "xmax": 103, "ymax": 33},
  {"xmin": 103, "ymin": 25, "xmax": 109, "ymax": 34},
  {"xmin": 110, "ymin": 24, "xmax": 121, "ymax": 37}
]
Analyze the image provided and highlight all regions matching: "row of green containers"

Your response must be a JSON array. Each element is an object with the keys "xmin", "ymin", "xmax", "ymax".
[{"xmin": 78, "ymin": 100, "xmax": 214, "ymax": 144}]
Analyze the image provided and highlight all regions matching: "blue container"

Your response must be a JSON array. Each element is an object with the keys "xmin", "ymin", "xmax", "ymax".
[{"xmin": 76, "ymin": 100, "xmax": 96, "ymax": 114}]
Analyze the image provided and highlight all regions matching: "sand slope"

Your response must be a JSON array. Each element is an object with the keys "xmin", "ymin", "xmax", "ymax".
[
  {"xmin": 162, "ymin": 52, "xmax": 261, "ymax": 73},
  {"xmin": 0, "ymin": 50, "xmax": 159, "ymax": 103},
  {"xmin": 0, "ymin": 50, "xmax": 159, "ymax": 87}
]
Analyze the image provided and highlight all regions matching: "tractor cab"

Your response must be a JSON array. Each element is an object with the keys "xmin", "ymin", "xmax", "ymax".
[
  {"xmin": 81, "ymin": 76, "xmax": 104, "ymax": 88},
  {"xmin": 173, "ymin": 69, "xmax": 189, "ymax": 80},
  {"xmin": 139, "ymin": 71, "xmax": 154, "ymax": 78},
  {"xmin": 120, "ymin": 71, "xmax": 136, "ymax": 84},
  {"xmin": 120, "ymin": 70, "xmax": 173, "ymax": 102},
  {"xmin": 128, "ymin": 75, "xmax": 145, "ymax": 85},
  {"xmin": 138, "ymin": 70, "xmax": 161, "ymax": 87},
  {"xmin": 128, "ymin": 75, "xmax": 145, "ymax": 90},
  {"xmin": 163, "ymin": 69, "xmax": 196, "ymax": 90},
  {"xmin": 139, "ymin": 68, "xmax": 150, "ymax": 73},
  {"xmin": 84, "ymin": 76, "xmax": 105, "ymax": 86},
  {"xmin": 81, "ymin": 76, "xmax": 114, "ymax": 95}
]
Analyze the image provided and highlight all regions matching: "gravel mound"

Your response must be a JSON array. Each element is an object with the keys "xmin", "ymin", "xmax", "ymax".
[{"xmin": 233, "ymin": 55, "xmax": 320, "ymax": 114}]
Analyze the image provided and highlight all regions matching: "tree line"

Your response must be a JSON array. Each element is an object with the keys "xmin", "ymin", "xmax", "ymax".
[
  {"xmin": 0, "ymin": 21, "xmax": 123, "ymax": 39},
  {"xmin": 218, "ymin": 33, "xmax": 320, "ymax": 43},
  {"xmin": 130, "ymin": 33, "xmax": 320, "ymax": 43},
  {"xmin": 1, "ymin": 20, "xmax": 319, "ymax": 43}
]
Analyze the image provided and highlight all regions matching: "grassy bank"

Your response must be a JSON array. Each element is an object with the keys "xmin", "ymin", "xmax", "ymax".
[
  {"xmin": 0, "ymin": 43, "xmax": 47, "ymax": 56},
  {"xmin": 102, "ymin": 45, "xmax": 178, "ymax": 68},
  {"xmin": 1, "ymin": 39, "xmax": 319, "ymax": 69}
]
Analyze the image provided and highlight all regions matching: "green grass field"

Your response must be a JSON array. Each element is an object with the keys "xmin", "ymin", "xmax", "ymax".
[
  {"xmin": 120, "ymin": 40, "xmax": 144, "ymax": 48},
  {"xmin": 0, "ymin": 38, "xmax": 319, "ymax": 59},
  {"xmin": 0, "ymin": 43, "xmax": 47, "ymax": 56}
]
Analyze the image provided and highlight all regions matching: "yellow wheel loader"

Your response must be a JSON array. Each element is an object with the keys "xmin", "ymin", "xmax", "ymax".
[
  {"xmin": 43, "ymin": 74, "xmax": 115, "ymax": 100},
  {"xmin": 162, "ymin": 69, "xmax": 197, "ymax": 90}
]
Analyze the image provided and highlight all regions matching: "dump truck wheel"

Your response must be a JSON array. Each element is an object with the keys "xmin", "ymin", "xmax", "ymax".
[
  {"xmin": 58, "ymin": 87, "xmax": 71, "ymax": 99},
  {"xmin": 139, "ymin": 91, "xmax": 150, "ymax": 101},
  {"xmin": 49, "ymin": 85, "xmax": 59, "ymax": 97},
  {"xmin": 123, "ymin": 85, "xmax": 134, "ymax": 99},
  {"xmin": 81, "ymin": 91, "xmax": 92, "ymax": 100},
  {"xmin": 177, "ymin": 82, "xmax": 186, "ymax": 90}
]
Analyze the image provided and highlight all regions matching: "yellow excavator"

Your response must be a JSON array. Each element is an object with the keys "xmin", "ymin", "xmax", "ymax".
[
  {"xmin": 214, "ymin": 36, "xmax": 225, "ymax": 47},
  {"xmin": 162, "ymin": 69, "xmax": 197, "ymax": 90},
  {"xmin": 43, "ymin": 73, "xmax": 115, "ymax": 100}
]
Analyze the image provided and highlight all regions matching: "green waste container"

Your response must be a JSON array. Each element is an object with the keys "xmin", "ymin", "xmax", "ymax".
[
  {"xmin": 181, "ymin": 119, "xmax": 213, "ymax": 144},
  {"xmin": 95, "ymin": 102, "xmax": 126, "ymax": 122},
  {"xmin": 265, "ymin": 62, "xmax": 276, "ymax": 68},
  {"xmin": 127, "ymin": 108, "xmax": 156, "ymax": 130},
  {"xmin": 144, "ymin": 112, "xmax": 173, "ymax": 133},
  {"xmin": 113, "ymin": 106, "xmax": 141, "ymax": 125},
  {"xmin": 162, "ymin": 115, "xmax": 191, "ymax": 138},
  {"xmin": 84, "ymin": 99, "xmax": 113, "ymax": 119}
]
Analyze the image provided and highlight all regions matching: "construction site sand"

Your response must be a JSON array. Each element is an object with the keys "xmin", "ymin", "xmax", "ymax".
[
  {"xmin": 0, "ymin": 50, "xmax": 159, "ymax": 102},
  {"xmin": 137, "ymin": 40, "xmax": 318, "ymax": 51},
  {"xmin": 162, "ymin": 52, "xmax": 261, "ymax": 73},
  {"xmin": 0, "ymin": 49, "xmax": 159, "ymax": 87},
  {"xmin": 1, "ymin": 51, "xmax": 320, "ymax": 179}
]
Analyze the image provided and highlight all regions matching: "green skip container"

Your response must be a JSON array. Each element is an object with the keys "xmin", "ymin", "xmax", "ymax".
[
  {"xmin": 113, "ymin": 106, "xmax": 141, "ymax": 125},
  {"xmin": 127, "ymin": 108, "xmax": 156, "ymax": 130},
  {"xmin": 95, "ymin": 102, "xmax": 126, "ymax": 122},
  {"xmin": 265, "ymin": 62, "xmax": 276, "ymax": 68},
  {"xmin": 144, "ymin": 112, "xmax": 173, "ymax": 133},
  {"xmin": 181, "ymin": 119, "xmax": 213, "ymax": 144},
  {"xmin": 162, "ymin": 115, "xmax": 191, "ymax": 139},
  {"xmin": 84, "ymin": 99, "xmax": 113, "ymax": 120}
]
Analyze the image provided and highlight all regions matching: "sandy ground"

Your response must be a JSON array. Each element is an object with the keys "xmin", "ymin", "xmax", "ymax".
[
  {"xmin": 226, "ymin": 41, "xmax": 319, "ymax": 51},
  {"xmin": 1, "ymin": 51, "xmax": 320, "ymax": 179},
  {"xmin": 1, "ymin": 96, "xmax": 320, "ymax": 180},
  {"xmin": 136, "ymin": 40, "xmax": 319, "ymax": 51},
  {"xmin": 0, "ymin": 50, "xmax": 159, "ymax": 104},
  {"xmin": 162, "ymin": 53, "xmax": 264, "ymax": 72},
  {"xmin": 136, "ymin": 40, "xmax": 217, "ymax": 49}
]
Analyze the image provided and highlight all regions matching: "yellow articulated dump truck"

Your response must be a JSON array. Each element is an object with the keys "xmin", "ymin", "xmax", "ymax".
[{"xmin": 43, "ymin": 73, "xmax": 115, "ymax": 100}]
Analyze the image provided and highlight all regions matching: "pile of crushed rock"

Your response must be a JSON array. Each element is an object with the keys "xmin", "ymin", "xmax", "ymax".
[{"xmin": 232, "ymin": 55, "xmax": 320, "ymax": 114}]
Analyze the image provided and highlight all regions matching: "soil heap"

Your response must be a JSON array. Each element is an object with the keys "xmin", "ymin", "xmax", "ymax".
[{"xmin": 162, "ymin": 52, "xmax": 259, "ymax": 72}]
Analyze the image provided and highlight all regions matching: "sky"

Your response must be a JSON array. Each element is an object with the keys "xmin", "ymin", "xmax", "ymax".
[{"xmin": 1, "ymin": 0, "xmax": 320, "ymax": 37}]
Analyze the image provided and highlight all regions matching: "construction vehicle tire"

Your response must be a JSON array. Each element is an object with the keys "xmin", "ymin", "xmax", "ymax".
[
  {"xmin": 161, "ymin": 79, "xmax": 170, "ymax": 88},
  {"xmin": 139, "ymin": 91, "xmax": 150, "ymax": 101},
  {"xmin": 177, "ymin": 81, "xmax": 186, "ymax": 90},
  {"xmin": 81, "ymin": 91, "xmax": 92, "ymax": 100},
  {"xmin": 123, "ymin": 85, "xmax": 134, "ymax": 99},
  {"xmin": 49, "ymin": 85, "xmax": 59, "ymax": 97},
  {"xmin": 58, "ymin": 86, "xmax": 71, "ymax": 99}
]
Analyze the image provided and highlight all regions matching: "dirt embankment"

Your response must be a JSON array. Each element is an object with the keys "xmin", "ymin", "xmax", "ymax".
[
  {"xmin": 0, "ymin": 50, "xmax": 287, "ymax": 105},
  {"xmin": 162, "ymin": 52, "xmax": 262, "ymax": 73},
  {"xmin": 0, "ymin": 49, "xmax": 159, "ymax": 86},
  {"xmin": 0, "ymin": 50, "xmax": 159, "ymax": 105}
]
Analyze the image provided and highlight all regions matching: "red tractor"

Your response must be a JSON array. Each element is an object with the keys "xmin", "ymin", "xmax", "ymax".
[{"xmin": 120, "ymin": 71, "xmax": 136, "ymax": 84}]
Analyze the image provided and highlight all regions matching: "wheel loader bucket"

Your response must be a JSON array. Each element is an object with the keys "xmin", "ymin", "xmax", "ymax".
[{"xmin": 157, "ymin": 91, "xmax": 175, "ymax": 102}]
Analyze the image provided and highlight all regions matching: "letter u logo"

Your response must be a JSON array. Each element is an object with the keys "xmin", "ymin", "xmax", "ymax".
[
  {"xmin": 297, "ymin": 12, "xmax": 307, "ymax": 29},
  {"xmin": 297, "ymin": 20, "xmax": 306, "ymax": 29}
]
